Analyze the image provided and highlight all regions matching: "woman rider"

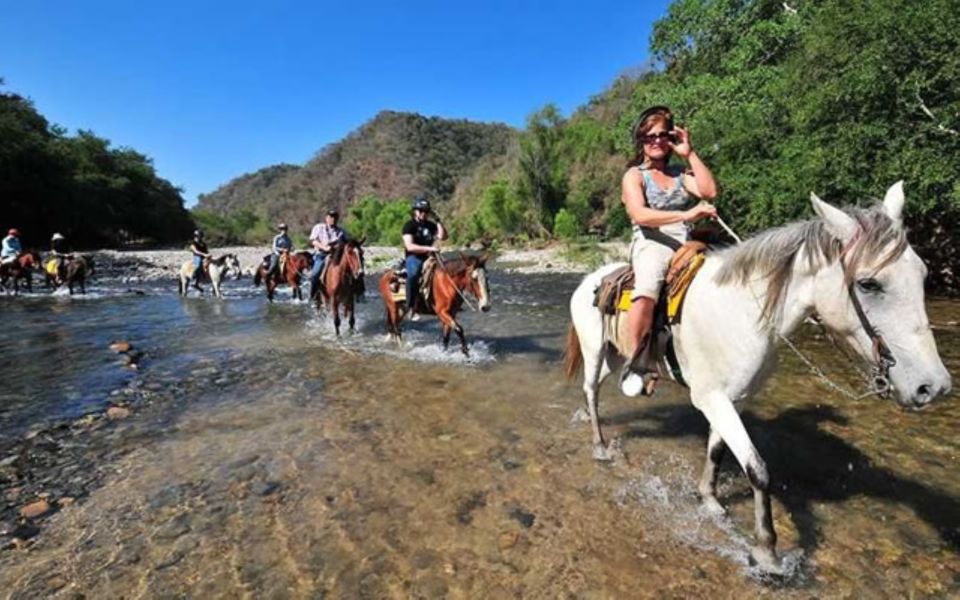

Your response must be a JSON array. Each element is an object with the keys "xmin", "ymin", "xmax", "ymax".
[{"xmin": 621, "ymin": 106, "xmax": 718, "ymax": 386}]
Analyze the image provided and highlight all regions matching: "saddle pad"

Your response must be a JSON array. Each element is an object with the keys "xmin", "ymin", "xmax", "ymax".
[
  {"xmin": 614, "ymin": 251, "xmax": 706, "ymax": 323},
  {"xmin": 45, "ymin": 259, "xmax": 58, "ymax": 276}
]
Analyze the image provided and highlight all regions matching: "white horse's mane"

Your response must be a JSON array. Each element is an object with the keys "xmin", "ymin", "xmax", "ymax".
[{"xmin": 714, "ymin": 205, "xmax": 908, "ymax": 321}]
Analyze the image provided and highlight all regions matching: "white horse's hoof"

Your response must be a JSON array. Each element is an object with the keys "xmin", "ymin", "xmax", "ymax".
[
  {"xmin": 700, "ymin": 496, "xmax": 726, "ymax": 516},
  {"xmin": 570, "ymin": 407, "xmax": 590, "ymax": 424},
  {"xmin": 750, "ymin": 546, "xmax": 784, "ymax": 575},
  {"xmin": 592, "ymin": 443, "xmax": 614, "ymax": 461},
  {"xmin": 620, "ymin": 373, "xmax": 645, "ymax": 397}
]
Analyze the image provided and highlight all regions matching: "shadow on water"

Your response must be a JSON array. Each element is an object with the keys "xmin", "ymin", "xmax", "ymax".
[{"xmin": 611, "ymin": 401, "xmax": 960, "ymax": 558}]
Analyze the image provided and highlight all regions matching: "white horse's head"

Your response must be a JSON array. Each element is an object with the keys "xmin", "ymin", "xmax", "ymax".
[{"xmin": 810, "ymin": 181, "xmax": 952, "ymax": 409}]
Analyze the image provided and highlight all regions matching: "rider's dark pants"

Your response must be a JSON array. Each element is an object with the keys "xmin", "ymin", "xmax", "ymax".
[{"xmin": 405, "ymin": 254, "xmax": 425, "ymax": 312}]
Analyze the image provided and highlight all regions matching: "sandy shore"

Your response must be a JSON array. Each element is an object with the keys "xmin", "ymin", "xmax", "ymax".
[{"xmin": 89, "ymin": 242, "xmax": 632, "ymax": 282}]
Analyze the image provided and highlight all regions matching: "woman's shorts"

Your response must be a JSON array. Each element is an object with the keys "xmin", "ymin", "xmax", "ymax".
[{"xmin": 629, "ymin": 238, "xmax": 675, "ymax": 301}]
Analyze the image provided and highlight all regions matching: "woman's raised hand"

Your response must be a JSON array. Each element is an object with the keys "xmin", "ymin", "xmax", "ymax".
[{"xmin": 670, "ymin": 126, "xmax": 692, "ymax": 158}]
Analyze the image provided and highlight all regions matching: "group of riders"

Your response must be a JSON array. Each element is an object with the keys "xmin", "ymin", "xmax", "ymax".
[
  {"xmin": 187, "ymin": 196, "xmax": 446, "ymax": 318},
  {"xmin": 5, "ymin": 103, "xmax": 706, "ymax": 346},
  {"xmin": 1, "ymin": 228, "xmax": 76, "ymax": 286}
]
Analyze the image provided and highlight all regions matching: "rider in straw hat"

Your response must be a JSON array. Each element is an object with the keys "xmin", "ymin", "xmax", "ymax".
[{"xmin": 50, "ymin": 232, "xmax": 71, "ymax": 284}]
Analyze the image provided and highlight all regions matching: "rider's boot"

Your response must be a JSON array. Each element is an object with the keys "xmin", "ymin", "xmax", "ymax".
[{"xmin": 619, "ymin": 296, "xmax": 658, "ymax": 396}]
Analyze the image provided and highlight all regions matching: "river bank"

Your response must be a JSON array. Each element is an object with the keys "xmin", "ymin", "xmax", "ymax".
[{"xmin": 85, "ymin": 242, "xmax": 631, "ymax": 284}]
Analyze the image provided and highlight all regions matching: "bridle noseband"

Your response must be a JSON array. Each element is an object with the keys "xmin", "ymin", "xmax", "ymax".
[{"xmin": 840, "ymin": 244, "xmax": 897, "ymax": 397}]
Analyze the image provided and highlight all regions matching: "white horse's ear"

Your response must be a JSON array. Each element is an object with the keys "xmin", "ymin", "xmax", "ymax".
[
  {"xmin": 810, "ymin": 192, "xmax": 858, "ymax": 243},
  {"xmin": 882, "ymin": 180, "xmax": 905, "ymax": 225}
]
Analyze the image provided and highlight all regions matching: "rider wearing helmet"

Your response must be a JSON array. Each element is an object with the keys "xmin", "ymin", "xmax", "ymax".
[
  {"xmin": 190, "ymin": 229, "xmax": 211, "ymax": 286},
  {"xmin": 308, "ymin": 208, "xmax": 348, "ymax": 299},
  {"xmin": 401, "ymin": 196, "xmax": 446, "ymax": 320},
  {"xmin": 269, "ymin": 223, "xmax": 293, "ymax": 277},
  {"xmin": 1, "ymin": 228, "xmax": 22, "ymax": 266},
  {"xmin": 50, "ymin": 232, "xmax": 71, "ymax": 283}
]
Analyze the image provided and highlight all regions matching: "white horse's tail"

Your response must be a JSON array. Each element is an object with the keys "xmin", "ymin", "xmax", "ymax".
[{"xmin": 563, "ymin": 323, "xmax": 582, "ymax": 379}]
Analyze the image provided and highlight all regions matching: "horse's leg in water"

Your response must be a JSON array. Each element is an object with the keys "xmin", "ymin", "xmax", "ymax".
[
  {"xmin": 438, "ymin": 309, "xmax": 469, "ymax": 356},
  {"xmin": 582, "ymin": 341, "xmax": 616, "ymax": 461},
  {"xmin": 693, "ymin": 390, "xmax": 780, "ymax": 572},
  {"xmin": 347, "ymin": 298, "xmax": 356, "ymax": 333},
  {"xmin": 698, "ymin": 427, "xmax": 728, "ymax": 514},
  {"xmin": 332, "ymin": 297, "xmax": 341, "ymax": 335}
]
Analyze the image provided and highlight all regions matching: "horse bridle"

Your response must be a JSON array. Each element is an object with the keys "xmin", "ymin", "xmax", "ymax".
[{"xmin": 840, "ymin": 253, "xmax": 897, "ymax": 397}]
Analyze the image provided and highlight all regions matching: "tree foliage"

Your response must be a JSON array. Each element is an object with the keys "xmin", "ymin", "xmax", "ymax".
[{"xmin": 0, "ymin": 87, "xmax": 193, "ymax": 248}]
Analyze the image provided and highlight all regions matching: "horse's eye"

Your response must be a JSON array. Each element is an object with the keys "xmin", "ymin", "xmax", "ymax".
[{"xmin": 856, "ymin": 278, "xmax": 883, "ymax": 294}]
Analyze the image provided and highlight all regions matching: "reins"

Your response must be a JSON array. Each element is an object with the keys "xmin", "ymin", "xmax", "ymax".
[{"xmin": 432, "ymin": 251, "xmax": 479, "ymax": 312}]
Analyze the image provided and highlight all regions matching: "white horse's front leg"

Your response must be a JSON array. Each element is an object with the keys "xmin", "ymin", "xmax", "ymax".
[
  {"xmin": 581, "ymin": 347, "xmax": 613, "ymax": 461},
  {"xmin": 698, "ymin": 427, "xmax": 727, "ymax": 515},
  {"xmin": 694, "ymin": 391, "xmax": 781, "ymax": 574}
]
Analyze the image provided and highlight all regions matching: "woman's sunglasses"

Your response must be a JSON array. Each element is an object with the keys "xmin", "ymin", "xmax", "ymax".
[{"xmin": 639, "ymin": 131, "xmax": 677, "ymax": 144}]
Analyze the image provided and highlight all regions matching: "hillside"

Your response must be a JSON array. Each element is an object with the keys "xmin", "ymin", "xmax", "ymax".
[{"xmin": 196, "ymin": 111, "xmax": 517, "ymax": 230}]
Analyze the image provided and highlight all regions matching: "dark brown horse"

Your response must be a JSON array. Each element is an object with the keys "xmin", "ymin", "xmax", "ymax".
[
  {"xmin": 317, "ymin": 238, "xmax": 365, "ymax": 335},
  {"xmin": 64, "ymin": 255, "xmax": 95, "ymax": 295},
  {"xmin": 253, "ymin": 250, "xmax": 313, "ymax": 301},
  {"xmin": 0, "ymin": 251, "xmax": 40, "ymax": 294},
  {"xmin": 379, "ymin": 253, "xmax": 491, "ymax": 355}
]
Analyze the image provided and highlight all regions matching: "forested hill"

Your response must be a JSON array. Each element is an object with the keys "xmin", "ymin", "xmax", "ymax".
[
  {"xmin": 195, "ymin": 111, "xmax": 517, "ymax": 230},
  {"xmin": 1, "ymin": 85, "xmax": 193, "ymax": 248}
]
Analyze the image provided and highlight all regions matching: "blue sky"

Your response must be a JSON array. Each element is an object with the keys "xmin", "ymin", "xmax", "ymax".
[{"xmin": 1, "ymin": 1, "xmax": 670, "ymax": 205}]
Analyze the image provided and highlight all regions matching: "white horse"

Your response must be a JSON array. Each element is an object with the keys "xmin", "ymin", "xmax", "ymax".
[
  {"xmin": 564, "ymin": 182, "xmax": 951, "ymax": 572},
  {"xmin": 178, "ymin": 254, "xmax": 242, "ymax": 299}
]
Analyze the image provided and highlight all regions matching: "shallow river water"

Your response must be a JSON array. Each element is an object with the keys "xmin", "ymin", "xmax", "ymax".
[{"xmin": 0, "ymin": 270, "xmax": 958, "ymax": 598}]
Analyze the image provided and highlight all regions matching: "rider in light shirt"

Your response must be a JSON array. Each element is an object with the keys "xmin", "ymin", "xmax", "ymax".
[
  {"xmin": 1, "ymin": 228, "xmax": 22, "ymax": 265},
  {"xmin": 308, "ymin": 208, "xmax": 348, "ymax": 300}
]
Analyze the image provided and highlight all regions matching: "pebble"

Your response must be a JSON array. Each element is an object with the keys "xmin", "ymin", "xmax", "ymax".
[
  {"xmin": 20, "ymin": 500, "xmax": 52, "ymax": 519},
  {"xmin": 253, "ymin": 481, "xmax": 281, "ymax": 497},
  {"xmin": 107, "ymin": 406, "xmax": 131, "ymax": 420},
  {"xmin": 498, "ymin": 531, "xmax": 519, "ymax": 551},
  {"xmin": 109, "ymin": 341, "xmax": 132, "ymax": 353},
  {"xmin": 508, "ymin": 506, "xmax": 535, "ymax": 529},
  {"xmin": 57, "ymin": 497, "xmax": 75, "ymax": 507}
]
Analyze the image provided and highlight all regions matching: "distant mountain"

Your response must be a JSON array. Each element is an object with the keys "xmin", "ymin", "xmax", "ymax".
[{"xmin": 196, "ymin": 111, "xmax": 517, "ymax": 229}]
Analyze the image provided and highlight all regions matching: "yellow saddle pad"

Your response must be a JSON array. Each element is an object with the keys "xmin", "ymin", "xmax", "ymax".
[
  {"xmin": 45, "ymin": 259, "xmax": 58, "ymax": 276},
  {"xmin": 617, "ymin": 252, "xmax": 706, "ymax": 323}
]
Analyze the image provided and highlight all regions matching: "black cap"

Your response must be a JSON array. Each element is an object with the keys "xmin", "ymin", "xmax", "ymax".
[{"xmin": 326, "ymin": 208, "xmax": 339, "ymax": 217}]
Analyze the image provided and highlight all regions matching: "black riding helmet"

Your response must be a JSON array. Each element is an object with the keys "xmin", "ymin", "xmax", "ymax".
[
  {"xmin": 412, "ymin": 197, "xmax": 431, "ymax": 212},
  {"xmin": 193, "ymin": 229, "xmax": 204, "ymax": 239}
]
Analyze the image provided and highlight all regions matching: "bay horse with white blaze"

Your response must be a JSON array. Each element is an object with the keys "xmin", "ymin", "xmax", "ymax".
[
  {"xmin": 253, "ymin": 250, "xmax": 313, "ymax": 301},
  {"xmin": 379, "ymin": 253, "xmax": 491, "ymax": 355},
  {"xmin": 178, "ymin": 254, "xmax": 242, "ymax": 298},
  {"xmin": 564, "ymin": 182, "xmax": 951, "ymax": 573},
  {"xmin": 316, "ymin": 238, "xmax": 366, "ymax": 335},
  {"xmin": 0, "ymin": 251, "xmax": 40, "ymax": 294}
]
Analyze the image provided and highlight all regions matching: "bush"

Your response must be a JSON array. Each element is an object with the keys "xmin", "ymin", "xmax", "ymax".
[{"xmin": 553, "ymin": 208, "xmax": 580, "ymax": 239}]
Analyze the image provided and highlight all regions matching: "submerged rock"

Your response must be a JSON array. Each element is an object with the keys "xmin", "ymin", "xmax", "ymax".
[
  {"xmin": 109, "ymin": 341, "xmax": 132, "ymax": 353},
  {"xmin": 19, "ymin": 500, "xmax": 52, "ymax": 519}
]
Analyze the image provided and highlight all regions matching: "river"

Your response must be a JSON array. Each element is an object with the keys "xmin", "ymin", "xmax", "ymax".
[{"xmin": 0, "ymin": 270, "xmax": 957, "ymax": 598}]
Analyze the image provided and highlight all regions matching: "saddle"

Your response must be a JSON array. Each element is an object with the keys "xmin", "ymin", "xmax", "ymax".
[
  {"xmin": 594, "ymin": 241, "xmax": 707, "ymax": 324},
  {"xmin": 387, "ymin": 256, "xmax": 439, "ymax": 307}
]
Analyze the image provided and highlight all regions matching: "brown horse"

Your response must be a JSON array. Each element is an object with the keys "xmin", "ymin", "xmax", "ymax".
[
  {"xmin": 65, "ymin": 255, "xmax": 94, "ymax": 295},
  {"xmin": 253, "ymin": 250, "xmax": 313, "ymax": 301},
  {"xmin": 0, "ymin": 251, "xmax": 41, "ymax": 294},
  {"xmin": 317, "ymin": 238, "xmax": 366, "ymax": 335},
  {"xmin": 379, "ymin": 253, "xmax": 491, "ymax": 355}
]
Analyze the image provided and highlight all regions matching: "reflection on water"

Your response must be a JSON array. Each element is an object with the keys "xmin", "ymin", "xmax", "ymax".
[{"xmin": 0, "ymin": 272, "xmax": 957, "ymax": 597}]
